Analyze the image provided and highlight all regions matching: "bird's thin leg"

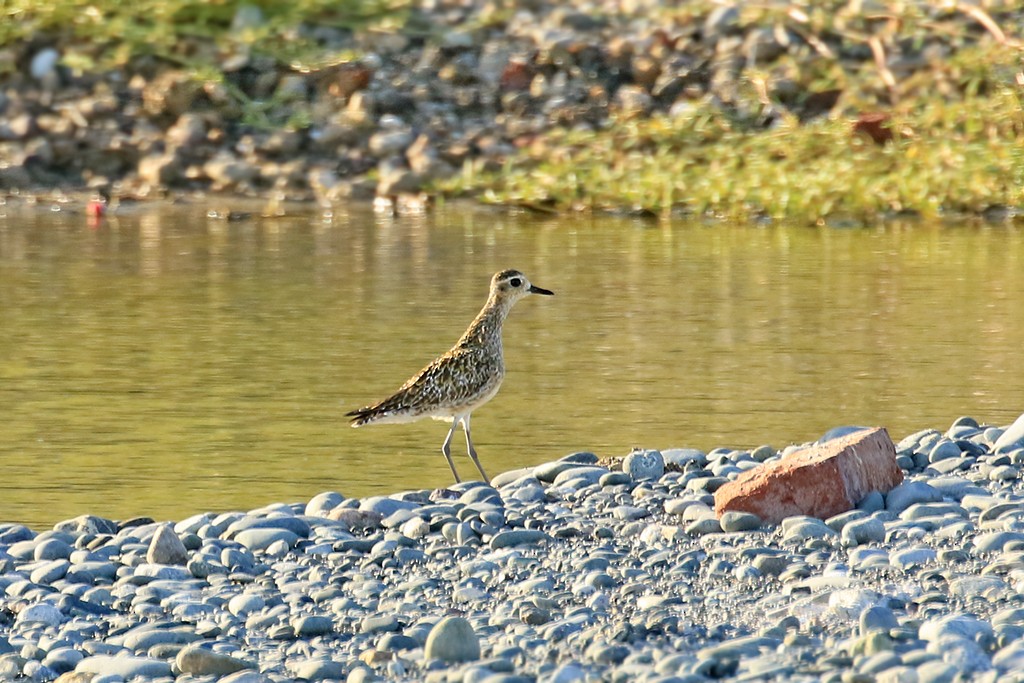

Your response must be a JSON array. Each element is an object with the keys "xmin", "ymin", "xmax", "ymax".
[
  {"xmin": 441, "ymin": 421, "xmax": 462, "ymax": 483},
  {"xmin": 462, "ymin": 414, "xmax": 490, "ymax": 483}
]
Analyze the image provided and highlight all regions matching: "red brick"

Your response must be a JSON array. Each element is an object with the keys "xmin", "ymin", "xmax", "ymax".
[{"xmin": 714, "ymin": 427, "xmax": 903, "ymax": 524}]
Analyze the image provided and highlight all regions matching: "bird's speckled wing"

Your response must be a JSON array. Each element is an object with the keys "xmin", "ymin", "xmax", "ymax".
[{"xmin": 347, "ymin": 347, "xmax": 504, "ymax": 426}]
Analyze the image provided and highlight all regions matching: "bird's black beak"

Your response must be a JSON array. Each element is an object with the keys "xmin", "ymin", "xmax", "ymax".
[{"xmin": 529, "ymin": 285, "xmax": 554, "ymax": 296}]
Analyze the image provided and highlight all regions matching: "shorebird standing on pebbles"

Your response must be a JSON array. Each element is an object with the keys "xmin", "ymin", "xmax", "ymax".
[{"xmin": 347, "ymin": 269, "xmax": 554, "ymax": 483}]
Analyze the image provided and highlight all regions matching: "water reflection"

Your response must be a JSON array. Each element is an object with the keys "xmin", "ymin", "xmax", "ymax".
[{"xmin": 0, "ymin": 202, "xmax": 1021, "ymax": 528}]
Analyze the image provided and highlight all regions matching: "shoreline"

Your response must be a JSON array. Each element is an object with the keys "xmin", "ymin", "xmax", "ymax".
[{"xmin": 2, "ymin": 415, "xmax": 1024, "ymax": 681}]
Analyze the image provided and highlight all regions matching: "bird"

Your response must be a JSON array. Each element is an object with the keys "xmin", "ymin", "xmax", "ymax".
[{"xmin": 347, "ymin": 269, "xmax": 554, "ymax": 483}]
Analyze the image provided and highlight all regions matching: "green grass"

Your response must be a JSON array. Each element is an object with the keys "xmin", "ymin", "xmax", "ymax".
[{"xmin": 445, "ymin": 84, "xmax": 1024, "ymax": 222}]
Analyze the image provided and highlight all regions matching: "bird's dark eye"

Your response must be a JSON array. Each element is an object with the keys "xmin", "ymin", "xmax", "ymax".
[{"xmin": 510, "ymin": 278, "xmax": 522, "ymax": 287}]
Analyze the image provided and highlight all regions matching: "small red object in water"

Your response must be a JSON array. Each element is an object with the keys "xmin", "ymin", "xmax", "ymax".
[{"xmin": 87, "ymin": 200, "xmax": 106, "ymax": 218}]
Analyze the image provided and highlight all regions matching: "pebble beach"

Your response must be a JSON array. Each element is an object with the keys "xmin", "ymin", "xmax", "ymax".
[{"xmin": 3, "ymin": 415, "xmax": 1024, "ymax": 682}]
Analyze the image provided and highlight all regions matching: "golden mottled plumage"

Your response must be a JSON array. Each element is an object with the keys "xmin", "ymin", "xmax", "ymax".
[{"xmin": 347, "ymin": 269, "xmax": 553, "ymax": 483}]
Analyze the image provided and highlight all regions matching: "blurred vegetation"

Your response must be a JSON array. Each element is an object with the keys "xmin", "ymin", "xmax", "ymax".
[
  {"xmin": 450, "ymin": 80, "xmax": 1024, "ymax": 222},
  {"xmin": 0, "ymin": 0, "xmax": 407, "ymax": 70},
  {"xmin": 442, "ymin": 3, "xmax": 1024, "ymax": 222},
  {"xmin": 2, "ymin": 0, "xmax": 1023, "ymax": 221}
]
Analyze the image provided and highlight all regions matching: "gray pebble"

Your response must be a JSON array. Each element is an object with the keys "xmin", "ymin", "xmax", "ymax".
[
  {"xmin": 886, "ymin": 481, "xmax": 943, "ymax": 514},
  {"xmin": 490, "ymin": 530, "xmax": 550, "ymax": 549},
  {"xmin": 425, "ymin": 616, "xmax": 480, "ymax": 663},
  {"xmin": 720, "ymin": 511, "xmax": 761, "ymax": 532},
  {"xmin": 175, "ymin": 644, "xmax": 252, "ymax": 676},
  {"xmin": 622, "ymin": 449, "xmax": 665, "ymax": 480}
]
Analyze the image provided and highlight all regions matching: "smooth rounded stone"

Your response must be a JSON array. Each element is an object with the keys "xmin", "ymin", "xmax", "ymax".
[
  {"xmin": 289, "ymin": 658, "xmax": 346, "ymax": 681},
  {"xmin": 974, "ymin": 531, "xmax": 1024, "ymax": 553},
  {"xmin": 781, "ymin": 517, "xmax": 836, "ymax": 543},
  {"xmin": 927, "ymin": 635, "xmax": 991, "ymax": 675},
  {"xmin": 928, "ymin": 440, "xmax": 962, "ymax": 463},
  {"xmin": 994, "ymin": 412, "xmax": 1024, "ymax": 452},
  {"xmin": 34, "ymin": 538, "xmax": 74, "ymax": 561},
  {"xmin": 900, "ymin": 502, "xmax": 968, "ymax": 521},
  {"xmin": 860, "ymin": 605, "xmax": 900, "ymax": 635},
  {"xmin": 622, "ymin": 449, "xmax": 664, "ymax": 480},
  {"xmin": 306, "ymin": 492, "xmax": 345, "ymax": 517},
  {"xmin": 599, "ymin": 472, "xmax": 632, "ymax": 487},
  {"xmin": 30, "ymin": 559, "xmax": 70, "ymax": 585},
  {"xmin": 990, "ymin": 465, "xmax": 1020, "ymax": 481},
  {"xmin": 859, "ymin": 651, "xmax": 902, "ymax": 675},
  {"xmin": 992, "ymin": 639, "xmax": 1024, "ymax": 672},
  {"xmin": 928, "ymin": 456, "xmax": 973, "ymax": 474},
  {"xmin": 611, "ymin": 505, "xmax": 649, "ymax": 521},
  {"xmin": 920, "ymin": 614, "xmax": 994, "ymax": 643},
  {"xmin": 42, "ymin": 647, "xmax": 83, "ymax": 674},
  {"xmin": 949, "ymin": 575, "xmax": 1008, "ymax": 598},
  {"xmin": 132, "ymin": 563, "xmax": 191, "ymax": 581},
  {"xmin": 849, "ymin": 547, "xmax": 890, "ymax": 571},
  {"xmin": 29, "ymin": 47, "xmax": 60, "ymax": 80},
  {"xmin": 121, "ymin": 625, "xmax": 199, "ymax": 651},
  {"xmin": 977, "ymin": 501, "xmax": 1024, "ymax": 521},
  {"xmin": 720, "ymin": 511, "xmax": 761, "ymax": 532},
  {"xmin": 232, "ymin": 528, "xmax": 299, "ymax": 551},
  {"xmin": 841, "ymin": 517, "xmax": 886, "ymax": 547},
  {"xmin": 662, "ymin": 448, "xmax": 708, "ymax": 468},
  {"xmin": 218, "ymin": 672, "xmax": 276, "ymax": 683},
  {"xmin": 533, "ymin": 460, "xmax": 589, "ymax": 483},
  {"xmin": 545, "ymin": 662, "xmax": 587, "ymax": 683},
  {"xmin": 361, "ymin": 615, "xmax": 399, "ymax": 634},
  {"xmin": 489, "ymin": 530, "xmax": 550, "ymax": 550},
  {"xmin": 697, "ymin": 635, "xmax": 781, "ymax": 660},
  {"xmin": 551, "ymin": 467, "xmax": 609, "ymax": 487},
  {"xmin": 16, "ymin": 603, "xmax": 64, "ymax": 627},
  {"xmin": 358, "ymin": 496, "xmax": 421, "ymax": 517},
  {"xmin": 175, "ymin": 644, "xmax": 252, "ymax": 676},
  {"xmin": 399, "ymin": 516, "xmax": 432, "ymax": 539},
  {"xmin": 459, "ymin": 486, "xmax": 502, "ymax": 506},
  {"xmin": 228, "ymin": 593, "xmax": 265, "ymax": 617},
  {"xmin": 914, "ymin": 659, "xmax": 958, "ymax": 683},
  {"xmin": 685, "ymin": 476, "xmax": 729, "ymax": 493},
  {"xmin": 664, "ymin": 498, "xmax": 704, "ymax": 516},
  {"xmin": 856, "ymin": 491, "xmax": 885, "ymax": 513},
  {"xmin": 146, "ymin": 524, "xmax": 188, "ymax": 566},
  {"xmin": 293, "ymin": 615, "xmax": 334, "ymax": 637},
  {"xmin": 994, "ymin": 608, "xmax": 1024, "ymax": 629},
  {"xmin": 490, "ymin": 468, "xmax": 535, "ymax": 488},
  {"xmin": 228, "ymin": 514, "xmax": 311, "ymax": 538},
  {"xmin": 930, "ymin": 476, "xmax": 987, "ymax": 501},
  {"xmin": 829, "ymin": 588, "xmax": 882, "ymax": 620},
  {"xmin": 684, "ymin": 518, "xmax": 722, "ymax": 536},
  {"xmin": 377, "ymin": 633, "xmax": 419, "ymax": 652},
  {"xmin": 424, "ymin": 616, "xmax": 480, "ymax": 663},
  {"xmin": 890, "ymin": 547, "xmax": 937, "ymax": 569},
  {"xmin": 76, "ymin": 655, "xmax": 172, "ymax": 678},
  {"xmin": 886, "ymin": 481, "xmax": 943, "ymax": 514},
  {"xmin": 826, "ymin": 510, "xmax": 867, "ymax": 532},
  {"xmin": 895, "ymin": 455, "xmax": 915, "ymax": 470},
  {"xmin": 748, "ymin": 553, "xmax": 791, "ymax": 577},
  {"xmin": 898, "ymin": 429, "xmax": 941, "ymax": 452}
]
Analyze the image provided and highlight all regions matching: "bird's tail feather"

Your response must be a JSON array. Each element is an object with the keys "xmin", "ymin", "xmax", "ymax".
[{"xmin": 346, "ymin": 407, "xmax": 377, "ymax": 427}]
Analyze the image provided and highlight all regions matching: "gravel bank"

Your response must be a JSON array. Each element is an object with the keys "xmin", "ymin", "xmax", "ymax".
[
  {"xmin": 2, "ymin": 415, "xmax": 1024, "ymax": 682},
  {"xmin": 2, "ymin": 1, "xmax": 1020, "ymax": 210}
]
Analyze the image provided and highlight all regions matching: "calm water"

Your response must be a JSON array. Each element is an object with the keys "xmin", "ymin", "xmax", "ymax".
[{"xmin": 1, "ymin": 200, "xmax": 1022, "ymax": 528}]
